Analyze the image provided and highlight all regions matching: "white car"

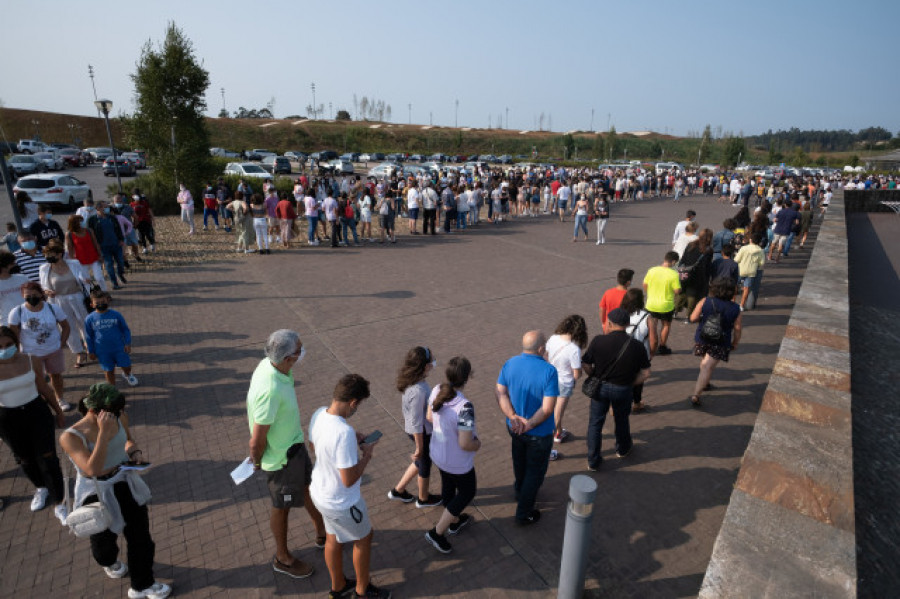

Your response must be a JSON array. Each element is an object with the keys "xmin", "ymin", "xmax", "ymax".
[
  {"xmin": 33, "ymin": 151, "xmax": 64, "ymax": 171},
  {"xmin": 328, "ymin": 159, "xmax": 354, "ymax": 175},
  {"xmin": 210, "ymin": 147, "xmax": 240, "ymax": 158},
  {"xmin": 224, "ymin": 162, "xmax": 273, "ymax": 180},
  {"xmin": 367, "ymin": 162, "xmax": 399, "ymax": 178},
  {"xmin": 12, "ymin": 174, "xmax": 92, "ymax": 209}
]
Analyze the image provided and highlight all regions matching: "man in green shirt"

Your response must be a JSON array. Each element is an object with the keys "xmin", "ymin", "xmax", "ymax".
[
  {"xmin": 642, "ymin": 251, "xmax": 682, "ymax": 355},
  {"xmin": 247, "ymin": 329, "xmax": 326, "ymax": 579}
]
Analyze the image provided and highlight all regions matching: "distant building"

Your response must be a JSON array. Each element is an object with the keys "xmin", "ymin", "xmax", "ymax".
[{"xmin": 864, "ymin": 149, "xmax": 900, "ymax": 171}]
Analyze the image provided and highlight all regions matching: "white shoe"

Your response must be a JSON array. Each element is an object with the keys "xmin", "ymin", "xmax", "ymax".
[
  {"xmin": 149, "ymin": 244, "xmax": 155, "ymax": 252},
  {"xmin": 596, "ymin": 240, "xmax": 601, "ymax": 246},
  {"xmin": 141, "ymin": 248, "xmax": 148, "ymax": 254},
  {"xmin": 549, "ymin": 449, "xmax": 560, "ymax": 461},
  {"xmin": 31, "ymin": 488, "xmax": 49, "ymax": 511},
  {"xmin": 104, "ymin": 561, "xmax": 129, "ymax": 579},
  {"xmin": 128, "ymin": 582, "xmax": 172, "ymax": 599},
  {"xmin": 54, "ymin": 503, "xmax": 68, "ymax": 525},
  {"xmin": 124, "ymin": 373, "xmax": 139, "ymax": 387}
]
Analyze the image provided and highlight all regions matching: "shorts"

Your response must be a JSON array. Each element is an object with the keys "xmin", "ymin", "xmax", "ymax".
[
  {"xmin": 125, "ymin": 231, "xmax": 139, "ymax": 245},
  {"xmin": 558, "ymin": 200, "xmax": 568, "ymax": 211},
  {"xmin": 530, "ymin": 195, "xmax": 541, "ymax": 204},
  {"xmin": 95, "ymin": 348, "xmax": 131, "ymax": 372},
  {"xmin": 648, "ymin": 310, "xmax": 675, "ymax": 323},
  {"xmin": 408, "ymin": 207, "xmax": 419, "ymax": 219},
  {"xmin": 266, "ymin": 216, "xmax": 277, "ymax": 228},
  {"xmin": 740, "ymin": 276, "xmax": 754, "ymax": 288},
  {"xmin": 772, "ymin": 233, "xmax": 789, "ymax": 247},
  {"xmin": 408, "ymin": 433, "xmax": 432, "ymax": 478},
  {"xmin": 317, "ymin": 499, "xmax": 372, "ymax": 544},
  {"xmin": 360, "ymin": 212, "xmax": 372, "ymax": 223},
  {"xmin": 557, "ymin": 382, "xmax": 574, "ymax": 399},
  {"xmin": 36, "ymin": 347, "xmax": 66, "ymax": 375},
  {"xmin": 266, "ymin": 443, "xmax": 313, "ymax": 509},
  {"xmin": 694, "ymin": 342, "xmax": 730, "ymax": 362},
  {"xmin": 380, "ymin": 215, "xmax": 394, "ymax": 229}
]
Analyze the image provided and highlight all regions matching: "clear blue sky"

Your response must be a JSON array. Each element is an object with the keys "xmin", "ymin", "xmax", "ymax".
[{"xmin": 2, "ymin": 0, "xmax": 898, "ymax": 137}]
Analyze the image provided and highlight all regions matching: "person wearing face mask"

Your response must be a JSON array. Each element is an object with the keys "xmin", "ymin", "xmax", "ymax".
[
  {"xmin": 88, "ymin": 202, "xmax": 127, "ymax": 290},
  {"xmin": 39, "ymin": 239, "xmax": 90, "ymax": 368},
  {"xmin": 0, "ymin": 252, "xmax": 30, "ymax": 326},
  {"xmin": 112, "ymin": 193, "xmax": 142, "ymax": 265},
  {"xmin": 387, "ymin": 346, "xmax": 442, "ymax": 508},
  {"xmin": 84, "ymin": 289, "xmax": 138, "ymax": 387},
  {"xmin": 28, "ymin": 204, "xmax": 65, "ymax": 250},
  {"xmin": 66, "ymin": 214, "xmax": 108, "ymax": 291},
  {"xmin": 0, "ymin": 325, "xmax": 67, "ymax": 523},
  {"xmin": 59, "ymin": 383, "xmax": 172, "ymax": 599},
  {"xmin": 7, "ymin": 281, "xmax": 73, "ymax": 411},
  {"xmin": 130, "ymin": 189, "xmax": 156, "ymax": 254},
  {"xmin": 246, "ymin": 329, "xmax": 326, "ymax": 580},
  {"xmin": 13, "ymin": 232, "xmax": 47, "ymax": 282},
  {"xmin": 176, "ymin": 183, "xmax": 195, "ymax": 235}
]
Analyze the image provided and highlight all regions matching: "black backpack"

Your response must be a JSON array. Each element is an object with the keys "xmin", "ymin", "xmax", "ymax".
[{"xmin": 700, "ymin": 298, "xmax": 725, "ymax": 343}]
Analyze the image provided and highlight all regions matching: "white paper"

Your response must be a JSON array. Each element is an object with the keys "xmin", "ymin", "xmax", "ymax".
[{"xmin": 231, "ymin": 457, "xmax": 255, "ymax": 485}]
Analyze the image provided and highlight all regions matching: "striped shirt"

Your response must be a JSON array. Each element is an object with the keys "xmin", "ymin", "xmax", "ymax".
[{"xmin": 13, "ymin": 250, "xmax": 46, "ymax": 283}]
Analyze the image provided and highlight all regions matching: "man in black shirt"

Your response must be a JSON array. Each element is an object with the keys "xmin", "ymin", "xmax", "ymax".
[
  {"xmin": 28, "ymin": 205, "xmax": 64, "ymax": 250},
  {"xmin": 581, "ymin": 308, "xmax": 651, "ymax": 469}
]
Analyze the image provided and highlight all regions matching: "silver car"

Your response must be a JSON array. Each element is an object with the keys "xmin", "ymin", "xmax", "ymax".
[
  {"xmin": 7, "ymin": 154, "xmax": 47, "ymax": 177},
  {"xmin": 12, "ymin": 174, "xmax": 92, "ymax": 209},
  {"xmin": 224, "ymin": 162, "xmax": 274, "ymax": 180},
  {"xmin": 33, "ymin": 151, "xmax": 65, "ymax": 171}
]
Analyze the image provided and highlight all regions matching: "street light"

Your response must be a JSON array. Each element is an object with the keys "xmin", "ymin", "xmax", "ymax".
[
  {"xmin": 31, "ymin": 119, "xmax": 40, "ymax": 140},
  {"xmin": 95, "ymin": 99, "xmax": 122, "ymax": 193},
  {"xmin": 310, "ymin": 82, "xmax": 316, "ymax": 119},
  {"xmin": 88, "ymin": 65, "xmax": 100, "ymax": 117}
]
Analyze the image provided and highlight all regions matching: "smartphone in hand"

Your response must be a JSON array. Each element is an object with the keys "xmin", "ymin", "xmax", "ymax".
[{"xmin": 361, "ymin": 430, "xmax": 382, "ymax": 445}]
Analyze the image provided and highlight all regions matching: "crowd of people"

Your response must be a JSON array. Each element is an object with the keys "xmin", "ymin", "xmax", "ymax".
[{"xmin": 0, "ymin": 159, "xmax": 844, "ymax": 599}]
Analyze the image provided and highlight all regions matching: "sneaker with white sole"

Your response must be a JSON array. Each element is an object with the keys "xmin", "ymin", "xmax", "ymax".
[
  {"xmin": 447, "ymin": 513, "xmax": 470, "ymax": 535},
  {"xmin": 425, "ymin": 528, "xmax": 452, "ymax": 554},
  {"xmin": 128, "ymin": 582, "xmax": 172, "ymax": 599},
  {"xmin": 124, "ymin": 373, "xmax": 139, "ymax": 387},
  {"xmin": 30, "ymin": 487, "xmax": 49, "ymax": 512},
  {"xmin": 54, "ymin": 503, "xmax": 69, "ymax": 525},
  {"xmin": 549, "ymin": 449, "xmax": 560, "ymax": 461},
  {"xmin": 104, "ymin": 561, "xmax": 129, "ymax": 579}
]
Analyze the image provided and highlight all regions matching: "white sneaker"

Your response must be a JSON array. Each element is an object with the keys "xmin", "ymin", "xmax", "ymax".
[
  {"xmin": 54, "ymin": 503, "xmax": 68, "ymax": 525},
  {"xmin": 128, "ymin": 582, "xmax": 172, "ymax": 599},
  {"xmin": 124, "ymin": 373, "xmax": 139, "ymax": 387},
  {"xmin": 31, "ymin": 488, "xmax": 49, "ymax": 511},
  {"xmin": 149, "ymin": 244, "xmax": 155, "ymax": 252},
  {"xmin": 104, "ymin": 561, "xmax": 129, "ymax": 579},
  {"xmin": 141, "ymin": 248, "xmax": 148, "ymax": 254},
  {"xmin": 549, "ymin": 450, "xmax": 560, "ymax": 461}
]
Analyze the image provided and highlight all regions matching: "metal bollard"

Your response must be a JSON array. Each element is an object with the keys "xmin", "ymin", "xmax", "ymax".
[{"xmin": 557, "ymin": 475, "xmax": 598, "ymax": 599}]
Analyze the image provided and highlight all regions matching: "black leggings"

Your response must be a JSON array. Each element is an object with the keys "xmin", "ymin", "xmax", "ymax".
[
  {"xmin": 439, "ymin": 467, "xmax": 476, "ymax": 517},
  {"xmin": 0, "ymin": 397, "xmax": 64, "ymax": 503},
  {"xmin": 87, "ymin": 481, "xmax": 156, "ymax": 591},
  {"xmin": 135, "ymin": 221, "xmax": 155, "ymax": 247}
]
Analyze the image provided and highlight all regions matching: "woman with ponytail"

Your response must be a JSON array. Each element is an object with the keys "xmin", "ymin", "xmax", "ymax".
[
  {"xmin": 424, "ymin": 357, "xmax": 480, "ymax": 554},
  {"xmin": 387, "ymin": 346, "xmax": 442, "ymax": 508}
]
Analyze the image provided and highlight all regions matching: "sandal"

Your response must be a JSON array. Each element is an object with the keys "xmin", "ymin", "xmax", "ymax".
[
  {"xmin": 690, "ymin": 395, "xmax": 701, "ymax": 407},
  {"xmin": 633, "ymin": 402, "xmax": 650, "ymax": 413}
]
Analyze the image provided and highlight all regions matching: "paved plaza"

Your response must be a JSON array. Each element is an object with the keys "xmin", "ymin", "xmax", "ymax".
[{"xmin": 0, "ymin": 193, "xmax": 815, "ymax": 598}]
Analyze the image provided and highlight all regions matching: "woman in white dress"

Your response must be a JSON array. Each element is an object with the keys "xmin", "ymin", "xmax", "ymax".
[{"xmin": 39, "ymin": 240, "xmax": 89, "ymax": 368}]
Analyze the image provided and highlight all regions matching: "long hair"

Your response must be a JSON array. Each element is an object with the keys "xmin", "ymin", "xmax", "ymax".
[
  {"xmin": 396, "ymin": 346, "xmax": 431, "ymax": 392},
  {"xmin": 553, "ymin": 314, "xmax": 588, "ymax": 349},
  {"xmin": 432, "ymin": 357, "xmax": 472, "ymax": 412},
  {"xmin": 687, "ymin": 228, "xmax": 714, "ymax": 254},
  {"xmin": 620, "ymin": 288, "xmax": 645, "ymax": 314}
]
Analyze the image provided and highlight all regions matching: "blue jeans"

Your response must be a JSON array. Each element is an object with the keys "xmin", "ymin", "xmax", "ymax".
[
  {"xmin": 341, "ymin": 217, "xmax": 359, "ymax": 243},
  {"xmin": 203, "ymin": 207, "xmax": 219, "ymax": 228},
  {"xmin": 673, "ymin": 187, "xmax": 682, "ymax": 201},
  {"xmin": 100, "ymin": 245, "xmax": 125, "ymax": 286},
  {"xmin": 573, "ymin": 214, "xmax": 588, "ymax": 238},
  {"xmin": 306, "ymin": 215, "xmax": 318, "ymax": 242},
  {"xmin": 782, "ymin": 232, "xmax": 796, "ymax": 256},
  {"xmin": 456, "ymin": 211, "xmax": 467, "ymax": 229},
  {"xmin": 587, "ymin": 382, "xmax": 633, "ymax": 468},
  {"xmin": 508, "ymin": 430, "xmax": 553, "ymax": 521}
]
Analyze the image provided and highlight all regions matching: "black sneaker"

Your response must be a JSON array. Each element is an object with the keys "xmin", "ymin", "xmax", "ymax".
[
  {"xmin": 515, "ymin": 509, "xmax": 541, "ymax": 526},
  {"xmin": 355, "ymin": 583, "xmax": 392, "ymax": 598},
  {"xmin": 425, "ymin": 528, "xmax": 452, "ymax": 554},
  {"xmin": 329, "ymin": 578, "xmax": 356, "ymax": 599},
  {"xmin": 447, "ymin": 513, "xmax": 470, "ymax": 535},
  {"xmin": 415, "ymin": 494, "xmax": 442, "ymax": 508},
  {"xmin": 616, "ymin": 446, "xmax": 633, "ymax": 458},
  {"xmin": 118, "ymin": 273, "xmax": 128, "ymax": 283},
  {"xmin": 387, "ymin": 488, "xmax": 414, "ymax": 503},
  {"xmin": 656, "ymin": 345, "xmax": 672, "ymax": 355}
]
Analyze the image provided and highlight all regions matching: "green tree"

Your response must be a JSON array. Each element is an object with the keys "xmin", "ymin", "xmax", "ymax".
[
  {"xmin": 849, "ymin": 154, "xmax": 860, "ymax": 168},
  {"xmin": 123, "ymin": 22, "xmax": 213, "ymax": 209},
  {"xmin": 336, "ymin": 109, "xmax": 351, "ymax": 121},
  {"xmin": 699, "ymin": 124, "xmax": 712, "ymax": 163},
  {"xmin": 217, "ymin": 108, "xmax": 228, "ymax": 118},
  {"xmin": 767, "ymin": 146, "xmax": 784, "ymax": 164},
  {"xmin": 562, "ymin": 134, "xmax": 575, "ymax": 159},
  {"xmin": 814, "ymin": 154, "xmax": 827, "ymax": 166},
  {"xmin": 722, "ymin": 136, "xmax": 746, "ymax": 167},
  {"xmin": 790, "ymin": 146, "xmax": 809, "ymax": 166},
  {"xmin": 605, "ymin": 126, "xmax": 618, "ymax": 161}
]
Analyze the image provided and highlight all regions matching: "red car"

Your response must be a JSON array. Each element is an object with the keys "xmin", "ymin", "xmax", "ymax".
[{"xmin": 58, "ymin": 148, "xmax": 86, "ymax": 167}]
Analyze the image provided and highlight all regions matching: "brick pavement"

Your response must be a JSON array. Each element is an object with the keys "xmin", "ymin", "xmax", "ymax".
[{"xmin": 0, "ymin": 193, "xmax": 815, "ymax": 598}]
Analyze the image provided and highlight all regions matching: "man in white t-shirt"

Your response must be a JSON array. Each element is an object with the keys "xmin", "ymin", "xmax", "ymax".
[
  {"xmin": 309, "ymin": 374, "xmax": 391, "ymax": 599},
  {"xmin": 556, "ymin": 183, "xmax": 572, "ymax": 222},
  {"xmin": 671, "ymin": 210, "xmax": 697, "ymax": 249},
  {"xmin": 406, "ymin": 185, "xmax": 421, "ymax": 234}
]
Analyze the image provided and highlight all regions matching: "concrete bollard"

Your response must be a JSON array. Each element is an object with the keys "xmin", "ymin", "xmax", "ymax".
[{"xmin": 557, "ymin": 475, "xmax": 598, "ymax": 599}]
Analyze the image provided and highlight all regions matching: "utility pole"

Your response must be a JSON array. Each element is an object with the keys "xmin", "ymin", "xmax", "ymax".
[
  {"xmin": 408, "ymin": 103, "xmax": 412, "ymax": 125},
  {"xmin": 221, "ymin": 87, "xmax": 226, "ymax": 114},
  {"xmin": 607, "ymin": 113, "xmax": 611, "ymax": 131},
  {"xmin": 88, "ymin": 65, "xmax": 100, "ymax": 117},
  {"xmin": 505, "ymin": 106, "xmax": 509, "ymax": 129},
  {"xmin": 311, "ymin": 82, "xmax": 316, "ymax": 119},
  {"xmin": 590, "ymin": 108, "xmax": 595, "ymax": 132},
  {"xmin": 329, "ymin": 102, "xmax": 333, "ymax": 119},
  {"xmin": 455, "ymin": 99, "xmax": 459, "ymax": 128}
]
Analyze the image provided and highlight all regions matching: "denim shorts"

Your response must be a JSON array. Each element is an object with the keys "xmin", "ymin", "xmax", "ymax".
[{"xmin": 558, "ymin": 382, "xmax": 574, "ymax": 398}]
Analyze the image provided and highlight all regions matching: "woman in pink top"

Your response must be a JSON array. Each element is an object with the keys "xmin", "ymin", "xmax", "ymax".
[{"xmin": 425, "ymin": 357, "xmax": 480, "ymax": 554}]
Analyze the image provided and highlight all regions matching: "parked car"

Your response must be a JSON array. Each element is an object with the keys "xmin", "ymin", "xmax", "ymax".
[
  {"xmin": 121, "ymin": 152, "xmax": 146, "ymax": 169},
  {"xmin": 102, "ymin": 157, "xmax": 137, "ymax": 177},
  {"xmin": 428, "ymin": 153, "xmax": 446, "ymax": 163},
  {"xmin": 454, "ymin": 155, "xmax": 467, "ymax": 163},
  {"xmin": 498, "ymin": 155, "xmax": 513, "ymax": 164},
  {"xmin": 261, "ymin": 155, "xmax": 292, "ymax": 174},
  {"xmin": 311, "ymin": 150, "xmax": 339, "ymax": 161},
  {"xmin": 33, "ymin": 151, "xmax": 65, "ymax": 171},
  {"xmin": 90, "ymin": 147, "xmax": 115, "ymax": 161},
  {"xmin": 340, "ymin": 152, "xmax": 360, "ymax": 162},
  {"xmin": 224, "ymin": 162, "xmax": 274, "ymax": 180},
  {"xmin": 7, "ymin": 154, "xmax": 47, "ymax": 177},
  {"xmin": 367, "ymin": 162, "xmax": 399, "ymax": 178},
  {"xmin": 328, "ymin": 159, "xmax": 354, "ymax": 175},
  {"xmin": 386, "ymin": 153, "xmax": 405, "ymax": 162},
  {"xmin": 408, "ymin": 154, "xmax": 424, "ymax": 162},
  {"xmin": 421, "ymin": 161, "xmax": 442, "ymax": 173},
  {"xmin": 371, "ymin": 152, "xmax": 385, "ymax": 161},
  {"xmin": 358, "ymin": 153, "xmax": 372, "ymax": 162},
  {"xmin": 251, "ymin": 149, "xmax": 276, "ymax": 160},
  {"xmin": 284, "ymin": 151, "xmax": 308, "ymax": 162},
  {"xmin": 13, "ymin": 174, "xmax": 92, "ymax": 209},
  {"xmin": 58, "ymin": 148, "xmax": 86, "ymax": 167},
  {"xmin": 17, "ymin": 139, "xmax": 47, "ymax": 154},
  {"xmin": 210, "ymin": 147, "xmax": 240, "ymax": 158}
]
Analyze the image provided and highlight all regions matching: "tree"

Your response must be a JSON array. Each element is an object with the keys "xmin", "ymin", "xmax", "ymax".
[
  {"xmin": 722, "ymin": 136, "xmax": 746, "ymax": 167},
  {"xmin": 849, "ymin": 154, "xmax": 860, "ymax": 168},
  {"xmin": 123, "ymin": 22, "xmax": 213, "ymax": 206},
  {"xmin": 699, "ymin": 124, "xmax": 712, "ymax": 162},
  {"xmin": 218, "ymin": 108, "xmax": 229, "ymax": 118},
  {"xmin": 605, "ymin": 126, "xmax": 619, "ymax": 161},
  {"xmin": 336, "ymin": 109, "xmax": 351, "ymax": 121},
  {"xmin": 562, "ymin": 134, "xmax": 575, "ymax": 159}
]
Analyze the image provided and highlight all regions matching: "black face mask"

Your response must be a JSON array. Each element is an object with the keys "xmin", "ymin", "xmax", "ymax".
[
  {"xmin": 25, "ymin": 296, "xmax": 42, "ymax": 306},
  {"xmin": 95, "ymin": 303, "xmax": 109, "ymax": 312}
]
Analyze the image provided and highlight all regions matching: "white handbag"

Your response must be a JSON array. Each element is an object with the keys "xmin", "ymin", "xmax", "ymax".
[{"xmin": 64, "ymin": 474, "xmax": 112, "ymax": 537}]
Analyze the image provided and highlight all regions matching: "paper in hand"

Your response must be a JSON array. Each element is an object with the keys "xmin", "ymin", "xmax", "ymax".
[{"xmin": 231, "ymin": 457, "xmax": 255, "ymax": 485}]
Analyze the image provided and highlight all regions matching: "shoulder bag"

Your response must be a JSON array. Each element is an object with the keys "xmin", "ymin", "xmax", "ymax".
[
  {"xmin": 581, "ymin": 334, "xmax": 632, "ymax": 399},
  {"xmin": 63, "ymin": 430, "xmax": 112, "ymax": 537}
]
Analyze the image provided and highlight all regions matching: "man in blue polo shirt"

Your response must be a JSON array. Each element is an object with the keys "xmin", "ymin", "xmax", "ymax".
[{"xmin": 495, "ymin": 330, "xmax": 558, "ymax": 525}]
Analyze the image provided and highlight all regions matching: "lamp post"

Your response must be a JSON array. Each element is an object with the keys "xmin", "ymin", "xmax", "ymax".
[
  {"xmin": 95, "ymin": 99, "xmax": 121, "ymax": 193},
  {"xmin": 310, "ymin": 83, "xmax": 316, "ymax": 119},
  {"xmin": 31, "ymin": 119, "xmax": 41, "ymax": 140},
  {"xmin": 221, "ymin": 87, "xmax": 226, "ymax": 114},
  {"xmin": 88, "ymin": 65, "xmax": 100, "ymax": 117},
  {"xmin": 455, "ymin": 99, "xmax": 459, "ymax": 128},
  {"xmin": 68, "ymin": 123, "xmax": 77, "ymax": 146}
]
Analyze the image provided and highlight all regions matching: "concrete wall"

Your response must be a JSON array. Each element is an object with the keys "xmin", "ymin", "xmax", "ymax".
[
  {"xmin": 699, "ymin": 192, "xmax": 856, "ymax": 598},
  {"xmin": 844, "ymin": 189, "xmax": 900, "ymax": 213}
]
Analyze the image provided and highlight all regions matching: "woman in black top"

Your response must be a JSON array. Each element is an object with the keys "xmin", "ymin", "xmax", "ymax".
[
  {"xmin": 674, "ymin": 228, "xmax": 713, "ymax": 318},
  {"xmin": 688, "ymin": 277, "xmax": 743, "ymax": 406}
]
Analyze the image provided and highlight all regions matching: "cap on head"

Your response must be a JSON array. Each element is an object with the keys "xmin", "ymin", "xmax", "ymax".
[{"xmin": 607, "ymin": 308, "xmax": 630, "ymax": 327}]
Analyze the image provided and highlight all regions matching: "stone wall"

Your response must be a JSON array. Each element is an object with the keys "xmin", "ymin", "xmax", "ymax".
[
  {"xmin": 844, "ymin": 189, "xmax": 900, "ymax": 213},
  {"xmin": 699, "ymin": 192, "xmax": 856, "ymax": 597}
]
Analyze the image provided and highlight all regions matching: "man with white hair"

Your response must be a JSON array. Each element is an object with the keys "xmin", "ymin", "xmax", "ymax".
[{"xmin": 247, "ymin": 329, "xmax": 326, "ymax": 579}]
